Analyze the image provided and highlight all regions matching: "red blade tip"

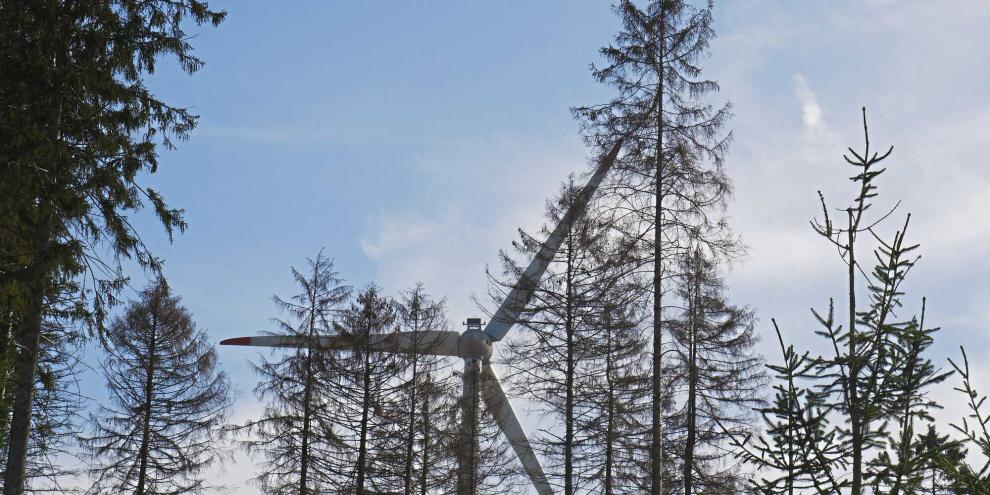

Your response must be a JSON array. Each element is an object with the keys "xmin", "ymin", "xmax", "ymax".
[{"xmin": 220, "ymin": 337, "xmax": 252, "ymax": 346}]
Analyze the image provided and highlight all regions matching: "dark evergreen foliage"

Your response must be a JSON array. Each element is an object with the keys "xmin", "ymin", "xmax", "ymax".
[
  {"xmin": 0, "ymin": 2, "xmax": 224, "ymax": 492},
  {"xmin": 912, "ymin": 424, "xmax": 966, "ymax": 495}
]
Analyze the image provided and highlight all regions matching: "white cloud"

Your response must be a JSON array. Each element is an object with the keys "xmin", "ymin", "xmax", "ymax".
[
  {"xmin": 359, "ymin": 132, "xmax": 591, "ymax": 321},
  {"xmin": 794, "ymin": 74, "xmax": 824, "ymax": 130}
]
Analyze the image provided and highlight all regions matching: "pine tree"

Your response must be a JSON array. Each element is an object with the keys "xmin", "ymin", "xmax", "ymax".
[
  {"xmin": 241, "ymin": 253, "xmax": 351, "ymax": 495},
  {"xmin": 574, "ymin": 2, "xmax": 736, "ymax": 492},
  {"xmin": 667, "ymin": 249, "xmax": 764, "ymax": 495},
  {"xmin": 0, "ymin": 3, "xmax": 225, "ymax": 491},
  {"xmin": 83, "ymin": 281, "xmax": 231, "ymax": 495}
]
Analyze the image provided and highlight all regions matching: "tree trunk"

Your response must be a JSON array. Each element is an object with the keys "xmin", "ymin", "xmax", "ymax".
[
  {"xmin": 847, "ymin": 211, "xmax": 862, "ymax": 495},
  {"xmin": 403, "ymin": 326, "xmax": 419, "ymax": 495},
  {"xmin": 683, "ymin": 264, "xmax": 699, "ymax": 495},
  {"xmin": 603, "ymin": 305, "xmax": 615, "ymax": 495},
  {"xmin": 650, "ymin": 12, "xmax": 667, "ymax": 495},
  {"xmin": 564, "ymin": 232, "xmax": 575, "ymax": 495},
  {"xmin": 356, "ymin": 349, "xmax": 372, "ymax": 495},
  {"xmin": 298, "ymin": 347, "xmax": 314, "ymax": 495},
  {"xmin": 3, "ymin": 35, "xmax": 63, "ymax": 492},
  {"xmin": 298, "ymin": 305, "xmax": 319, "ymax": 495},
  {"xmin": 2, "ymin": 268, "xmax": 47, "ymax": 495},
  {"xmin": 135, "ymin": 310, "xmax": 159, "ymax": 495},
  {"xmin": 419, "ymin": 386, "xmax": 430, "ymax": 495}
]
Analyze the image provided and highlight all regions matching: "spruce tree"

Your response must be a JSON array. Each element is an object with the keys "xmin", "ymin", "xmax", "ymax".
[
  {"xmin": 0, "ymin": 3, "xmax": 224, "ymax": 492},
  {"xmin": 574, "ymin": 2, "xmax": 736, "ymax": 492},
  {"xmin": 938, "ymin": 348, "xmax": 990, "ymax": 493},
  {"xmin": 241, "ymin": 253, "xmax": 351, "ymax": 495},
  {"xmin": 738, "ymin": 110, "xmax": 950, "ymax": 495},
  {"xmin": 912, "ymin": 425, "xmax": 965, "ymax": 495},
  {"xmin": 83, "ymin": 281, "xmax": 232, "ymax": 495}
]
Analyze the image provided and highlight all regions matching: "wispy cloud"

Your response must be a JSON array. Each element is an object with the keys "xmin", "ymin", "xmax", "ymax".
[{"xmin": 793, "ymin": 74, "xmax": 824, "ymax": 130}]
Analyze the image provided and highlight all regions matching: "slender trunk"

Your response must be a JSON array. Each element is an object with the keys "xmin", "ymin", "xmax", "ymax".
[
  {"xmin": 683, "ymin": 263, "xmax": 699, "ymax": 495},
  {"xmin": 564, "ymin": 232, "xmax": 575, "ymax": 495},
  {"xmin": 135, "ymin": 310, "xmax": 159, "ymax": 495},
  {"xmin": 403, "ymin": 315, "xmax": 420, "ymax": 495},
  {"xmin": 890, "ymin": 303, "xmax": 923, "ymax": 495},
  {"xmin": 847, "ymin": 211, "xmax": 862, "ymax": 495},
  {"xmin": 298, "ymin": 347, "xmax": 314, "ymax": 495},
  {"xmin": 650, "ymin": 12, "xmax": 667, "ymax": 495},
  {"xmin": 299, "ymin": 298, "xmax": 320, "ymax": 495},
  {"xmin": 356, "ymin": 348, "xmax": 372, "ymax": 495},
  {"xmin": 786, "ymin": 380, "xmax": 795, "ymax": 495},
  {"xmin": 419, "ymin": 385, "xmax": 430, "ymax": 495},
  {"xmin": 603, "ymin": 305, "xmax": 615, "ymax": 495}
]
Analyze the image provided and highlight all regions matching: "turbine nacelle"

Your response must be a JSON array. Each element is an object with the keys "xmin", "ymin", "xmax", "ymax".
[{"xmin": 459, "ymin": 318, "xmax": 493, "ymax": 361}]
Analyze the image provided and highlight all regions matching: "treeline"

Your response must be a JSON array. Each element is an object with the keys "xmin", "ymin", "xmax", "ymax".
[{"xmin": 3, "ymin": 0, "xmax": 990, "ymax": 495}]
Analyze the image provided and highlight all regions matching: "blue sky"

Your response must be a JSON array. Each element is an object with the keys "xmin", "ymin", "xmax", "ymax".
[{"xmin": 78, "ymin": 1, "xmax": 990, "ymax": 492}]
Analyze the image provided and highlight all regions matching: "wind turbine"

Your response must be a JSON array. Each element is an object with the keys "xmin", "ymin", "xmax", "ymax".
[{"xmin": 221, "ymin": 140, "xmax": 623, "ymax": 495}]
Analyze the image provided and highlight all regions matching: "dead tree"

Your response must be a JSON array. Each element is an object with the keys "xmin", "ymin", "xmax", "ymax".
[{"xmin": 83, "ymin": 281, "xmax": 231, "ymax": 495}]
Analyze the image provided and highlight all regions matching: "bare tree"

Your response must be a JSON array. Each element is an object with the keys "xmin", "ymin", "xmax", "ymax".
[
  {"xmin": 375, "ymin": 284, "xmax": 459, "ymax": 494},
  {"xmin": 327, "ymin": 285, "xmax": 403, "ymax": 494},
  {"xmin": 83, "ymin": 281, "xmax": 231, "ymax": 495},
  {"xmin": 241, "ymin": 252, "xmax": 351, "ymax": 495},
  {"xmin": 493, "ymin": 179, "xmax": 615, "ymax": 495},
  {"xmin": 666, "ymin": 248, "xmax": 764, "ymax": 495},
  {"xmin": 578, "ymin": 280, "xmax": 652, "ymax": 495},
  {"xmin": 574, "ymin": 2, "xmax": 736, "ymax": 492}
]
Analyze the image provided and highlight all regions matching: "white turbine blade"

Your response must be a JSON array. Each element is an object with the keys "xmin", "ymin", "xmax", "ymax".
[
  {"xmin": 484, "ymin": 140, "xmax": 624, "ymax": 342},
  {"xmin": 480, "ymin": 362, "xmax": 553, "ymax": 495},
  {"xmin": 220, "ymin": 330, "xmax": 462, "ymax": 357}
]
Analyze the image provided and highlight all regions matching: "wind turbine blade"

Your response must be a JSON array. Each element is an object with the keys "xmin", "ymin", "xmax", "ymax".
[
  {"xmin": 484, "ymin": 140, "xmax": 624, "ymax": 342},
  {"xmin": 480, "ymin": 362, "xmax": 553, "ymax": 495},
  {"xmin": 220, "ymin": 330, "xmax": 462, "ymax": 357}
]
